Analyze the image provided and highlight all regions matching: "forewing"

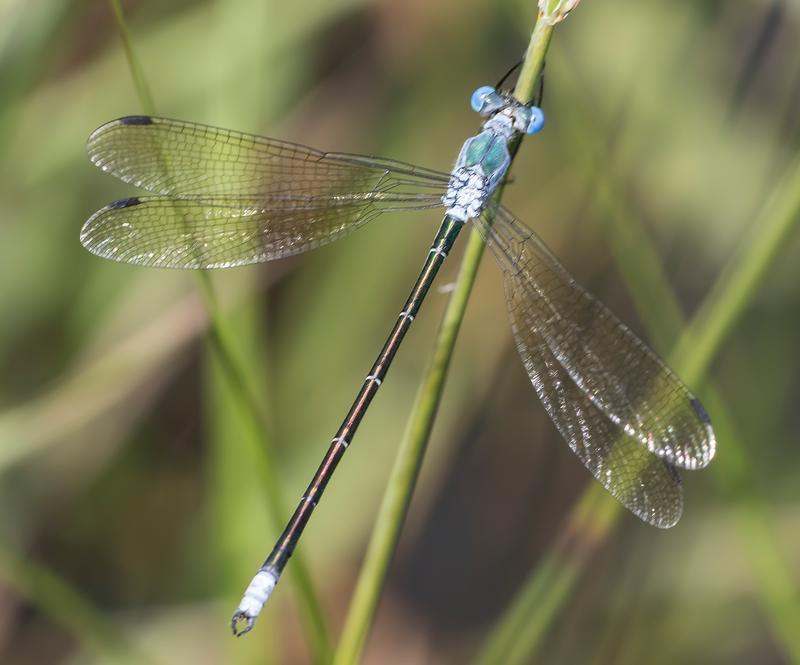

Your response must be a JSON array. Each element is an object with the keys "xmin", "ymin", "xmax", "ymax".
[
  {"xmin": 87, "ymin": 115, "xmax": 450, "ymax": 201},
  {"xmin": 476, "ymin": 206, "xmax": 715, "ymax": 471},
  {"xmin": 84, "ymin": 116, "xmax": 448, "ymax": 268},
  {"xmin": 512, "ymin": 311, "xmax": 683, "ymax": 527},
  {"xmin": 81, "ymin": 196, "xmax": 399, "ymax": 269}
]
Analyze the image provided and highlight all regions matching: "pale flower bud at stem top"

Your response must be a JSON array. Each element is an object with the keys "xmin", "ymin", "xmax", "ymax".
[{"xmin": 538, "ymin": 0, "xmax": 582, "ymax": 24}]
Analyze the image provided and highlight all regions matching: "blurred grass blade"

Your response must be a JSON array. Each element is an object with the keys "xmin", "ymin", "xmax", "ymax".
[
  {"xmin": 106, "ymin": 1, "xmax": 331, "ymax": 660},
  {"xmin": 331, "ymin": 13, "xmax": 557, "ymax": 665},
  {"xmin": 0, "ymin": 291, "xmax": 205, "ymax": 471},
  {"xmin": 108, "ymin": 0, "xmax": 155, "ymax": 114},
  {"xmin": 0, "ymin": 541, "xmax": 161, "ymax": 665},
  {"xmin": 675, "ymin": 150, "xmax": 800, "ymax": 385},
  {"xmin": 701, "ymin": 389, "xmax": 800, "ymax": 661},
  {"xmin": 0, "ymin": 0, "xmax": 71, "ymax": 119},
  {"xmin": 474, "ymin": 484, "xmax": 616, "ymax": 665}
]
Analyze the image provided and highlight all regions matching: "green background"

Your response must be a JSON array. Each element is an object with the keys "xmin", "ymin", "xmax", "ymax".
[{"xmin": 1, "ymin": 0, "xmax": 798, "ymax": 663}]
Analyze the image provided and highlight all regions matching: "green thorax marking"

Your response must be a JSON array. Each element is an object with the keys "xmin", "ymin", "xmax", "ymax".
[{"xmin": 464, "ymin": 131, "xmax": 508, "ymax": 177}]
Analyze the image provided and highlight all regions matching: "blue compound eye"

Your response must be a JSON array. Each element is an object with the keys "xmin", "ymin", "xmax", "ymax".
[
  {"xmin": 526, "ymin": 106, "xmax": 545, "ymax": 134},
  {"xmin": 470, "ymin": 86, "xmax": 496, "ymax": 113}
]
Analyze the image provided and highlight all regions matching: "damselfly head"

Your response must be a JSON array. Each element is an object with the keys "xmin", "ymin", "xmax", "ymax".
[{"xmin": 470, "ymin": 85, "xmax": 545, "ymax": 137}]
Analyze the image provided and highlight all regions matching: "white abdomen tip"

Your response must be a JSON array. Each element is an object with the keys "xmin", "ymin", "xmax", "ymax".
[{"xmin": 236, "ymin": 569, "xmax": 278, "ymax": 618}]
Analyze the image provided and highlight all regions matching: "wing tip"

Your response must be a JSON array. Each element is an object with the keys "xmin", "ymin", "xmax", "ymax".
[
  {"xmin": 80, "ymin": 198, "xmax": 142, "ymax": 260},
  {"xmin": 106, "ymin": 196, "xmax": 142, "ymax": 210},
  {"xmin": 651, "ymin": 512, "xmax": 682, "ymax": 529},
  {"xmin": 86, "ymin": 116, "xmax": 156, "ymax": 163},
  {"xmin": 623, "ymin": 464, "xmax": 683, "ymax": 529},
  {"xmin": 637, "ymin": 464, "xmax": 683, "ymax": 529},
  {"xmin": 79, "ymin": 199, "xmax": 252, "ymax": 270},
  {"xmin": 689, "ymin": 397, "xmax": 712, "ymax": 426},
  {"xmin": 119, "ymin": 115, "xmax": 155, "ymax": 126},
  {"xmin": 689, "ymin": 396, "xmax": 717, "ymax": 468}
]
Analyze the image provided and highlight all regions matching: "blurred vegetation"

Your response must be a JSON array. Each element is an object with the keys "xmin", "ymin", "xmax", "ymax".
[{"xmin": 1, "ymin": 1, "xmax": 799, "ymax": 664}]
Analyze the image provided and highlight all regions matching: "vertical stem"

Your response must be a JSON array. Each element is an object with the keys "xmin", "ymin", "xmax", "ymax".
[
  {"xmin": 516, "ymin": 17, "xmax": 554, "ymax": 105},
  {"xmin": 331, "ymin": 12, "xmax": 556, "ymax": 665}
]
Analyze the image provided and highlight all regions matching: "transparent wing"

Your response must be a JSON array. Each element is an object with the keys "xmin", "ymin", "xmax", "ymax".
[
  {"xmin": 514, "ymin": 315, "xmax": 683, "ymax": 527},
  {"xmin": 87, "ymin": 115, "xmax": 450, "ymax": 200},
  {"xmin": 83, "ymin": 116, "xmax": 450, "ymax": 269},
  {"xmin": 81, "ymin": 195, "xmax": 442, "ymax": 269},
  {"xmin": 475, "ymin": 205, "xmax": 715, "ymax": 472}
]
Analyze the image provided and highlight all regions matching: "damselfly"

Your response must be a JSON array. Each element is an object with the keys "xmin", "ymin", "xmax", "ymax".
[{"xmin": 81, "ymin": 84, "xmax": 716, "ymax": 636}]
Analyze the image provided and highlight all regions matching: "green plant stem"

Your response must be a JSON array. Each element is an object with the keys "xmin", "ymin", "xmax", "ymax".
[
  {"xmin": 106, "ymin": 2, "xmax": 331, "ymax": 661},
  {"xmin": 517, "ymin": 15, "xmax": 554, "ymax": 103},
  {"xmin": 331, "ymin": 13, "xmax": 555, "ymax": 665}
]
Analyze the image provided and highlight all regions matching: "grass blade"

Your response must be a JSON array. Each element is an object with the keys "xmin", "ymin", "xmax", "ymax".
[{"xmin": 0, "ymin": 542, "xmax": 161, "ymax": 665}]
